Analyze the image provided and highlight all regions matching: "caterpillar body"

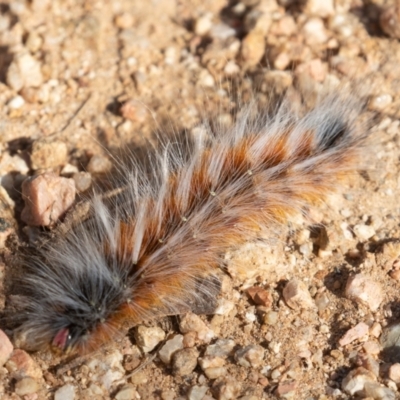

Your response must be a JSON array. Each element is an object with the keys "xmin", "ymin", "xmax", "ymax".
[{"xmin": 14, "ymin": 92, "xmax": 368, "ymax": 355}]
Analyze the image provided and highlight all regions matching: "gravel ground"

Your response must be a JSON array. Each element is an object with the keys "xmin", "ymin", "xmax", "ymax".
[{"xmin": 1, "ymin": 0, "xmax": 400, "ymax": 399}]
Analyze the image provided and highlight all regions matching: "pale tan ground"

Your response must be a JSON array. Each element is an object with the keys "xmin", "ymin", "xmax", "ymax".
[{"xmin": 1, "ymin": 0, "xmax": 400, "ymax": 399}]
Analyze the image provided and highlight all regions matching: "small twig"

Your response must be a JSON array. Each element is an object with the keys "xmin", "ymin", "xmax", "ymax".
[
  {"xmin": 55, "ymin": 345, "xmax": 108, "ymax": 376},
  {"xmin": 50, "ymin": 93, "xmax": 94, "ymax": 139},
  {"xmin": 126, "ymin": 331, "xmax": 171, "ymax": 379}
]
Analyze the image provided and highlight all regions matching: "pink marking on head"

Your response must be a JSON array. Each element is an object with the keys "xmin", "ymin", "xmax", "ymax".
[{"xmin": 52, "ymin": 328, "xmax": 69, "ymax": 349}]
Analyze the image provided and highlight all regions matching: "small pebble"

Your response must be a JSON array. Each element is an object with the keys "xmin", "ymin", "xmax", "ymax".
[
  {"xmin": 282, "ymin": 279, "xmax": 316, "ymax": 310},
  {"xmin": 295, "ymin": 229, "xmax": 310, "ymax": 246},
  {"xmin": 364, "ymin": 382, "xmax": 396, "ymax": 400},
  {"xmin": 376, "ymin": 241, "xmax": 400, "ymax": 271},
  {"xmin": 357, "ymin": 354, "xmax": 379, "ymax": 377},
  {"xmin": 86, "ymin": 154, "xmax": 112, "ymax": 174},
  {"xmin": 134, "ymin": 325, "xmax": 165, "ymax": 353},
  {"xmin": 380, "ymin": 5, "xmax": 400, "ymax": 39},
  {"xmin": 14, "ymin": 377, "xmax": 38, "ymax": 396},
  {"xmin": 315, "ymin": 292, "xmax": 330, "ymax": 312},
  {"xmin": 241, "ymin": 28, "xmax": 265, "ymax": 67},
  {"xmin": 114, "ymin": 384, "xmax": 137, "ymax": 400},
  {"xmin": 158, "ymin": 334, "xmax": 184, "ymax": 364},
  {"xmin": 380, "ymin": 322, "xmax": 400, "ymax": 361},
  {"xmin": 172, "ymin": 348, "xmax": 199, "ymax": 376},
  {"xmin": 389, "ymin": 269, "xmax": 400, "ymax": 281},
  {"xmin": 198, "ymin": 356, "xmax": 225, "ymax": 370},
  {"xmin": 6, "ymin": 52, "xmax": 43, "ymax": 91},
  {"xmin": 273, "ymin": 52, "xmax": 291, "ymax": 71},
  {"xmin": 210, "ymin": 23, "xmax": 236, "ymax": 40},
  {"xmin": 5, "ymin": 349, "xmax": 42, "ymax": 380},
  {"xmin": 341, "ymin": 367, "xmax": 376, "ymax": 396},
  {"xmin": 30, "ymin": 139, "xmax": 68, "ymax": 170},
  {"xmin": 299, "ymin": 237, "xmax": 313, "ymax": 254},
  {"xmin": 263, "ymin": 311, "xmax": 279, "ymax": 325},
  {"xmin": 353, "ymin": 224, "xmax": 376, "ymax": 241},
  {"xmin": 339, "ymin": 322, "xmax": 369, "ymax": 346},
  {"xmin": 305, "ymin": 0, "xmax": 334, "ymax": 16},
  {"xmin": 183, "ymin": 331, "xmax": 197, "ymax": 348},
  {"xmin": 274, "ymin": 15, "xmax": 296, "ymax": 36},
  {"xmin": 198, "ymin": 69, "xmax": 215, "ymax": 88},
  {"xmin": 120, "ymin": 99, "xmax": 148, "ymax": 122},
  {"xmin": 0, "ymin": 330, "xmax": 13, "ymax": 367},
  {"xmin": 73, "ymin": 172, "xmax": 92, "ymax": 192},
  {"xmin": 8, "ymin": 95, "xmax": 25, "ymax": 109},
  {"xmin": 194, "ymin": 14, "xmax": 213, "ymax": 36},
  {"xmin": 188, "ymin": 386, "xmax": 208, "ymax": 400},
  {"xmin": 370, "ymin": 322, "xmax": 382, "ymax": 338},
  {"xmin": 115, "ymin": 13, "xmax": 134, "ymax": 29},
  {"xmin": 54, "ymin": 384, "xmax": 75, "ymax": 400},
  {"xmin": 204, "ymin": 339, "xmax": 235, "ymax": 358},
  {"xmin": 21, "ymin": 173, "xmax": 76, "ymax": 226},
  {"xmin": 180, "ymin": 313, "xmax": 214, "ymax": 343},
  {"xmin": 212, "ymin": 379, "xmax": 241, "ymax": 400},
  {"xmin": 214, "ymin": 299, "xmax": 235, "ymax": 315},
  {"xmin": 369, "ymin": 94, "xmax": 393, "ymax": 111},
  {"xmin": 26, "ymin": 32, "xmax": 43, "ymax": 53},
  {"xmin": 363, "ymin": 341, "xmax": 381, "ymax": 355},
  {"xmin": 388, "ymin": 363, "xmax": 400, "ymax": 383},
  {"xmin": 276, "ymin": 380, "xmax": 297, "ymax": 397},
  {"xmin": 302, "ymin": 18, "xmax": 328, "ymax": 45},
  {"xmin": 270, "ymin": 368, "xmax": 281, "ymax": 380},
  {"xmin": 130, "ymin": 371, "xmax": 148, "ymax": 385},
  {"xmin": 245, "ymin": 311, "xmax": 256, "ymax": 324},
  {"xmin": 161, "ymin": 390, "xmax": 176, "ymax": 400},
  {"xmin": 345, "ymin": 274, "xmax": 383, "ymax": 311},
  {"xmin": 235, "ymin": 345, "xmax": 265, "ymax": 368},
  {"xmin": 224, "ymin": 61, "xmax": 240, "ymax": 76},
  {"xmin": 203, "ymin": 366, "xmax": 227, "ymax": 380},
  {"xmin": 296, "ymin": 59, "xmax": 327, "ymax": 82},
  {"xmin": 87, "ymin": 383, "xmax": 104, "ymax": 396},
  {"xmin": 247, "ymin": 286, "xmax": 273, "ymax": 307},
  {"xmin": 61, "ymin": 164, "xmax": 79, "ymax": 175}
]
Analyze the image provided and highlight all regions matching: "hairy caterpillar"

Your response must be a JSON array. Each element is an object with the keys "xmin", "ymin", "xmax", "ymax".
[{"xmin": 12, "ymin": 91, "xmax": 369, "ymax": 355}]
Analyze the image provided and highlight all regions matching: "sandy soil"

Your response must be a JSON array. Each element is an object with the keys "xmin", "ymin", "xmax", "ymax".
[{"xmin": 1, "ymin": 0, "xmax": 400, "ymax": 399}]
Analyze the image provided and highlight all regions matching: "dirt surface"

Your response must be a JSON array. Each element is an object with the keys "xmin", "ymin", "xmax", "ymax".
[{"xmin": 1, "ymin": 0, "xmax": 400, "ymax": 399}]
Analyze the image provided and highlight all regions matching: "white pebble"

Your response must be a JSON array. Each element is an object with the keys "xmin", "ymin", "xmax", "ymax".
[
  {"xmin": 180, "ymin": 313, "xmax": 214, "ymax": 343},
  {"xmin": 205, "ymin": 339, "xmax": 235, "ymax": 357},
  {"xmin": 187, "ymin": 385, "xmax": 208, "ymax": 400},
  {"xmin": 198, "ymin": 70, "xmax": 215, "ymax": 87},
  {"xmin": 214, "ymin": 299, "xmax": 235, "ymax": 315},
  {"xmin": 305, "ymin": 0, "xmax": 334, "ymax": 17},
  {"xmin": 8, "ymin": 95, "xmax": 25, "ymax": 109},
  {"xmin": 210, "ymin": 23, "xmax": 236, "ymax": 40},
  {"xmin": 341, "ymin": 367, "xmax": 376, "ymax": 396},
  {"xmin": 388, "ymin": 363, "xmax": 400, "ymax": 383},
  {"xmin": 115, "ymin": 385, "xmax": 138, "ymax": 400},
  {"xmin": 194, "ymin": 14, "xmax": 213, "ymax": 36},
  {"xmin": 6, "ymin": 52, "xmax": 43, "ymax": 91},
  {"xmin": 54, "ymin": 384, "xmax": 75, "ymax": 400},
  {"xmin": 339, "ymin": 322, "xmax": 369, "ymax": 346},
  {"xmin": 235, "ymin": 345, "xmax": 265, "ymax": 368},
  {"xmin": 134, "ymin": 326, "xmax": 165, "ymax": 353},
  {"xmin": 369, "ymin": 94, "xmax": 393, "ymax": 111},
  {"xmin": 303, "ymin": 18, "xmax": 328, "ymax": 45},
  {"xmin": 345, "ymin": 274, "xmax": 383, "ymax": 312},
  {"xmin": 353, "ymin": 224, "xmax": 376, "ymax": 241},
  {"xmin": 158, "ymin": 335, "xmax": 184, "ymax": 364}
]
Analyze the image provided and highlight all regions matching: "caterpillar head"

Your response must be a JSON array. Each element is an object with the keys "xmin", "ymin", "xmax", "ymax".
[{"xmin": 14, "ymin": 245, "xmax": 132, "ymax": 354}]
